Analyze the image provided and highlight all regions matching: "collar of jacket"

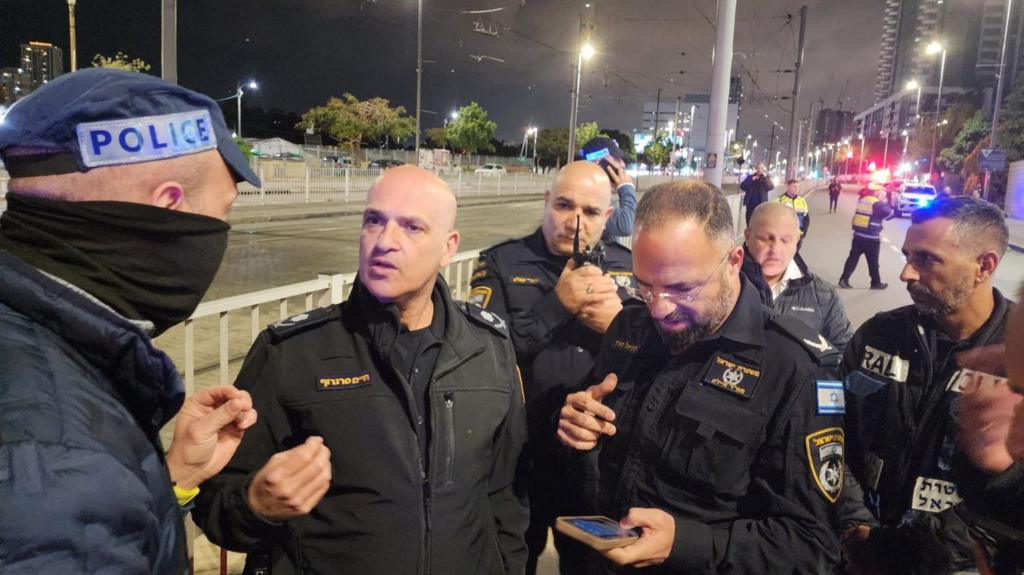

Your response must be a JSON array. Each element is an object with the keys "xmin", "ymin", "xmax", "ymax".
[
  {"xmin": 0, "ymin": 248, "xmax": 183, "ymax": 433},
  {"xmin": 740, "ymin": 245, "xmax": 813, "ymax": 300},
  {"xmin": 344, "ymin": 274, "xmax": 486, "ymax": 368}
]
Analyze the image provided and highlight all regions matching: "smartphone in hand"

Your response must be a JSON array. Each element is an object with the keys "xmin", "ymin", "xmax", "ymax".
[{"xmin": 555, "ymin": 516, "xmax": 641, "ymax": 550}]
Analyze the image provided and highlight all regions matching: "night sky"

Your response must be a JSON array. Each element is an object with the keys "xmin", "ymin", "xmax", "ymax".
[{"xmin": 2, "ymin": 0, "xmax": 883, "ymax": 144}]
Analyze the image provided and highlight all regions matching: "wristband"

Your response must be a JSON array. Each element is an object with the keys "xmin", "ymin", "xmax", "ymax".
[{"xmin": 174, "ymin": 483, "xmax": 201, "ymax": 507}]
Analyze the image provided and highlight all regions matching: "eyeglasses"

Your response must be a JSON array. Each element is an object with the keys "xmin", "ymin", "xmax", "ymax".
[{"xmin": 638, "ymin": 250, "xmax": 732, "ymax": 305}]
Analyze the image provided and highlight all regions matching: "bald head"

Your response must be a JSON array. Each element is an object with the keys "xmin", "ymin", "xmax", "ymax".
[
  {"xmin": 541, "ymin": 161, "xmax": 615, "ymax": 256},
  {"xmin": 748, "ymin": 201, "xmax": 800, "ymax": 234},
  {"xmin": 370, "ymin": 165, "xmax": 457, "ymax": 231},
  {"xmin": 744, "ymin": 201, "xmax": 801, "ymax": 282},
  {"xmin": 552, "ymin": 161, "xmax": 613, "ymax": 207}
]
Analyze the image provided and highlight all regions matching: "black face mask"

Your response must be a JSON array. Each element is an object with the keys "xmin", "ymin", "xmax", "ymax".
[{"xmin": 0, "ymin": 193, "xmax": 229, "ymax": 336}]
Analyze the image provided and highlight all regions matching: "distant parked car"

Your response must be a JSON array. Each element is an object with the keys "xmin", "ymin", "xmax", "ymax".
[
  {"xmin": 322, "ymin": 155, "xmax": 354, "ymax": 168},
  {"xmin": 475, "ymin": 164, "xmax": 507, "ymax": 176},
  {"xmin": 368, "ymin": 159, "xmax": 405, "ymax": 170}
]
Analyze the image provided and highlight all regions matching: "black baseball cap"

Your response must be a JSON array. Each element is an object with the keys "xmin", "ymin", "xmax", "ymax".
[
  {"xmin": 0, "ymin": 68, "xmax": 260, "ymax": 187},
  {"xmin": 579, "ymin": 136, "xmax": 624, "ymax": 162}
]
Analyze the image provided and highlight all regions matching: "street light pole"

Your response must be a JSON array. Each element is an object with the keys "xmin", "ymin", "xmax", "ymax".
[
  {"xmin": 567, "ymin": 24, "xmax": 594, "ymax": 164},
  {"xmin": 984, "ymin": 0, "xmax": 1013, "ymax": 200},
  {"xmin": 927, "ymin": 42, "xmax": 947, "ymax": 181},
  {"xmin": 67, "ymin": 0, "xmax": 77, "ymax": 72},
  {"xmin": 415, "ymin": 0, "xmax": 423, "ymax": 155},
  {"xmin": 234, "ymin": 81, "xmax": 258, "ymax": 139},
  {"xmin": 858, "ymin": 133, "xmax": 866, "ymax": 177}
]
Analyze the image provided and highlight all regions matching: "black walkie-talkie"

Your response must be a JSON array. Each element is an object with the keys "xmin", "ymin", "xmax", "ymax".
[{"xmin": 572, "ymin": 214, "xmax": 605, "ymax": 269}]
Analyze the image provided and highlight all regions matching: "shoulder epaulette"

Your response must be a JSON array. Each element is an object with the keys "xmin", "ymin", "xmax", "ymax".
[
  {"xmin": 458, "ymin": 301, "xmax": 509, "ymax": 338},
  {"xmin": 267, "ymin": 305, "xmax": 340, "ymax": 343},
  {"xmin": 480, "ymin": 237, "xmax": 520, "ymax": 257},
  {"xmin": 604, "ymin": 239, "xmax": 633, "ymax": 255},
  {"xmin": 769, "ymin": 314, "xmax": 841, "ymax": 365}
]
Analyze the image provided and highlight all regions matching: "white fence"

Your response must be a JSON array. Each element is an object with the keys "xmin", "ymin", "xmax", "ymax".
[{"xmin": 236, "ymin": 167, "xmax": 554, "ymax": 205}]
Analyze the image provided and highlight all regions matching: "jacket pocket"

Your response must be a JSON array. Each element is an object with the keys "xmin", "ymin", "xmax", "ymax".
[
  {"xmin": 440, "ymin": 391, "xmax": 456, "ymax": 486},
  {"xmin": 660, "ymin": 386, "xmax": 765, "ymax": 496}
]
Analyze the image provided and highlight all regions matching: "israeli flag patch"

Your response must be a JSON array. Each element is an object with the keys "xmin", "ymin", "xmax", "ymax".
[
  {"xmin": 816, "ymin": 380, "xmax": 845, "ymax": 414},
  {"xmin": 77, "ymin": 110, "xmax": 217, "ymax": 168}
]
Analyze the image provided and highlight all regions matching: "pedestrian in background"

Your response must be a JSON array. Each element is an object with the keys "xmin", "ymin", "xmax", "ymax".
[
  {"xmin": 740, "ymin": 162, "xmax": 774, "ymax": 225},
  {"xmin": 828, "ymin": 177, "xmax": 842, "ymax": 213}
]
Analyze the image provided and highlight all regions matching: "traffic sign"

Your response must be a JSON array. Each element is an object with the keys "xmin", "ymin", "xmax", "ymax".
[{"xmin": 980, "ymin": 148, "xmax": 1007, "ymax": 172}]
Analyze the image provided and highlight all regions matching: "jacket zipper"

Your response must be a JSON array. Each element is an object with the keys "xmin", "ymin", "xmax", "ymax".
[{"xmin": 442, "ymin": 392, "xmax": 456, "ymax": 485}]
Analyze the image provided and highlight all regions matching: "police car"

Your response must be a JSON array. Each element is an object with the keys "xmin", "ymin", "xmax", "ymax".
[{"xmin": 894, "ymin": 183, "xmax": 937, "ymax": 217}]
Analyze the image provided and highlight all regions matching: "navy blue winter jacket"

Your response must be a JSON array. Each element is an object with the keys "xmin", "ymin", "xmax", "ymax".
[{"xmin": 0, "ymin": 249, "xmax": 188, "ymax": 574}]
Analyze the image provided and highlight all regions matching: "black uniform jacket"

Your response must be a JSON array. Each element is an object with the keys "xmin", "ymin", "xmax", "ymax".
[
  {"xmin": 842, "ymin": 289, "xmax": 1012, "ymax": 570},
  {"xmin": 468, "ymin": 227, "xmax": 635, "ymax": 450},
  {"xmin": 590, "ymin": 279, "xmax": 845, "ymax": 574},
  {"xmin": 741, "ymin": 249, "xmax": 853, "ymax": 350},
  {"xmin": 194, "ymin": 277, "xmax": 529, "ymax": 575}
]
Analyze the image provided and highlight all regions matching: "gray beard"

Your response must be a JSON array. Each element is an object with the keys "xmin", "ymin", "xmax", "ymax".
[{"xmin": 908, "ymin": 280, "xmax": 973, "ymax": 319}]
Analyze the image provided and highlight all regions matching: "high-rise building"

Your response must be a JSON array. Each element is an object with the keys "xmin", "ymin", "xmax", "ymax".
[
  {"xmin": 21, "ymin": 42, "xmax": 64, "ymax": 90},
  {"xmin": 0, "ymin": 67, "xmax": 32, "ymax": 105},
  {"xmin": 873, "ymin": 0, "xmax": 982, "ymax": 103},
  {"xmin": 813, "ymin": 109, "xmax": 855, "ymax": 147}
]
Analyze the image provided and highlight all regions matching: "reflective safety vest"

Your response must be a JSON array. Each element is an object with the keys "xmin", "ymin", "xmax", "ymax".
[
  {"xmin": 775, "ymin": 194, "xmax": 809, "ymax": 234},
  {"xmin": 852, "ymin": 195, "xmax": 883, "ymax": 239}
]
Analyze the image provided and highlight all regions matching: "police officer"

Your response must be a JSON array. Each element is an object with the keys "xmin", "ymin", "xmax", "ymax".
[
  {"xmin": 841, "ymin": 197, "xmax": 1012, "ymax": 574},
  {"xmin": 470, "ymin": 160, "xmax": 634, "ymax": 575},
  {"xmin": 0, "ymin": 69, "xmax": 261, "ymax": 573},
  {"xmin": 741, "ymin": 202, "xmax": 852, "ymax": 349},
  {"xmin": 558, "ymin": 181, "xmax": 844, "ymax": 573},
  {"xmin": 838, "ymin": 185, "xmax": 892, "ymax": 290},
  {"xmin": 579, "ymin": 137, "xmax": 637, "ymax": 242},
  {"xmin": 195, "ymin": 166, "xmax": 529, "ymax": 574},
  {"xmin": 775, "ymin": 178, "xmax": 810, "ymax": 239}
]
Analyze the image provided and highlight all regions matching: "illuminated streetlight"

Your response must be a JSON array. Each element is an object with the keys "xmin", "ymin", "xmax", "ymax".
[{"xmin": 581, "ymin": 43, "xmax": 596, "ymax": 61}]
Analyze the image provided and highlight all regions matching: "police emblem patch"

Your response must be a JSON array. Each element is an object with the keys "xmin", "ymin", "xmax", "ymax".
[
  {"xmin": 805, "ymin": 427, "xmax": 845, "ymax": 503},
  {"xmin": 468, "ymin": 286, "xmax": 492, "ymax": 308},
  {"xmin": 702, "ymin": 354, "xmax": 762, "ymax": 399}
]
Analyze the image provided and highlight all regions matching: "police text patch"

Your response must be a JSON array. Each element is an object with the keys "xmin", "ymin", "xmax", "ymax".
[
  {"xmin": 816, "ymin": 380, "xmax": 845, "ymax": 414},
  {"xmin": 702, "ymin": 354, "xmax": 761, "ymax": 399},
  {"xmin": 317, "ymin": 373, "xmax": 371, "ymax": 391},
  {"xmin": 859, "ymin": 345, "xmax": 909, "ymax": 383},
  {"xmin": 911, "ymin": 476, "xmax": 961, "ymax": 513},
  {"xmin": 805, "ymin": 428, "xmax": 845, "ymax": 503},
  {"xmin": 77, "ymin": 110, "xmax": 217, "ymax": 168}
]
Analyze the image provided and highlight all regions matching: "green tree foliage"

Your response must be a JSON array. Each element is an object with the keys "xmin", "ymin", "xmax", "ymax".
[
  {"xmin": 574, "ymin": 121, "xmax": 603, "ymax": 150},
  {"xmin": 535, "ymin": 128, "xmax": 569, "ymax": 168},
  {"xmin": 994, "ymin": 74, "xmax": 1024, "ymax": 163},
  {"xmin": 296, "ymin": 94, "xmax": 415, "ymax": 150},
  {"xmin": 446, "ymin": 102, "xmax": 498, "ymax": 154},
  {"xmin": 643, "ymin": 135, "xmax": 671, "ymax": 168},
  {"xmin": 940, "ymin": 109, "xmax": 990, "ymax": 174},
  {"xmin": 91, "ymin": 52, "xmax": 151, "ymax": 73},
  {"xmin": 425, "ymin": 127, "xmax": 448, "ymax": 149}
]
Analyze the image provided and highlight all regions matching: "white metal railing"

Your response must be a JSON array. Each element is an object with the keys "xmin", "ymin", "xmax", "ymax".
[
  {"xmin": 234, "ymin": 167, "xmax": 554, "ymax": 206},
  {"xmin": 180, "ymin": 249, "xmax": 482, "ymax": 395}
]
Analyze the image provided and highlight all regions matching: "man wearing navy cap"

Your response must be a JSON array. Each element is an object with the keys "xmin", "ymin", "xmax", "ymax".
[
  {"xmin": 0, "ymin": 69, "xmax": 282, "ymax": 574},
  {"xmin": 580, "ymin": 136, "xmax": 636, "ymax": 243}
]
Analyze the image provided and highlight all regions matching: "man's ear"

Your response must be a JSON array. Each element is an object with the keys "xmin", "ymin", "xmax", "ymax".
[{"xmin": 150, "ymin": 181, "xmax": 185, "ymax": 210}]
